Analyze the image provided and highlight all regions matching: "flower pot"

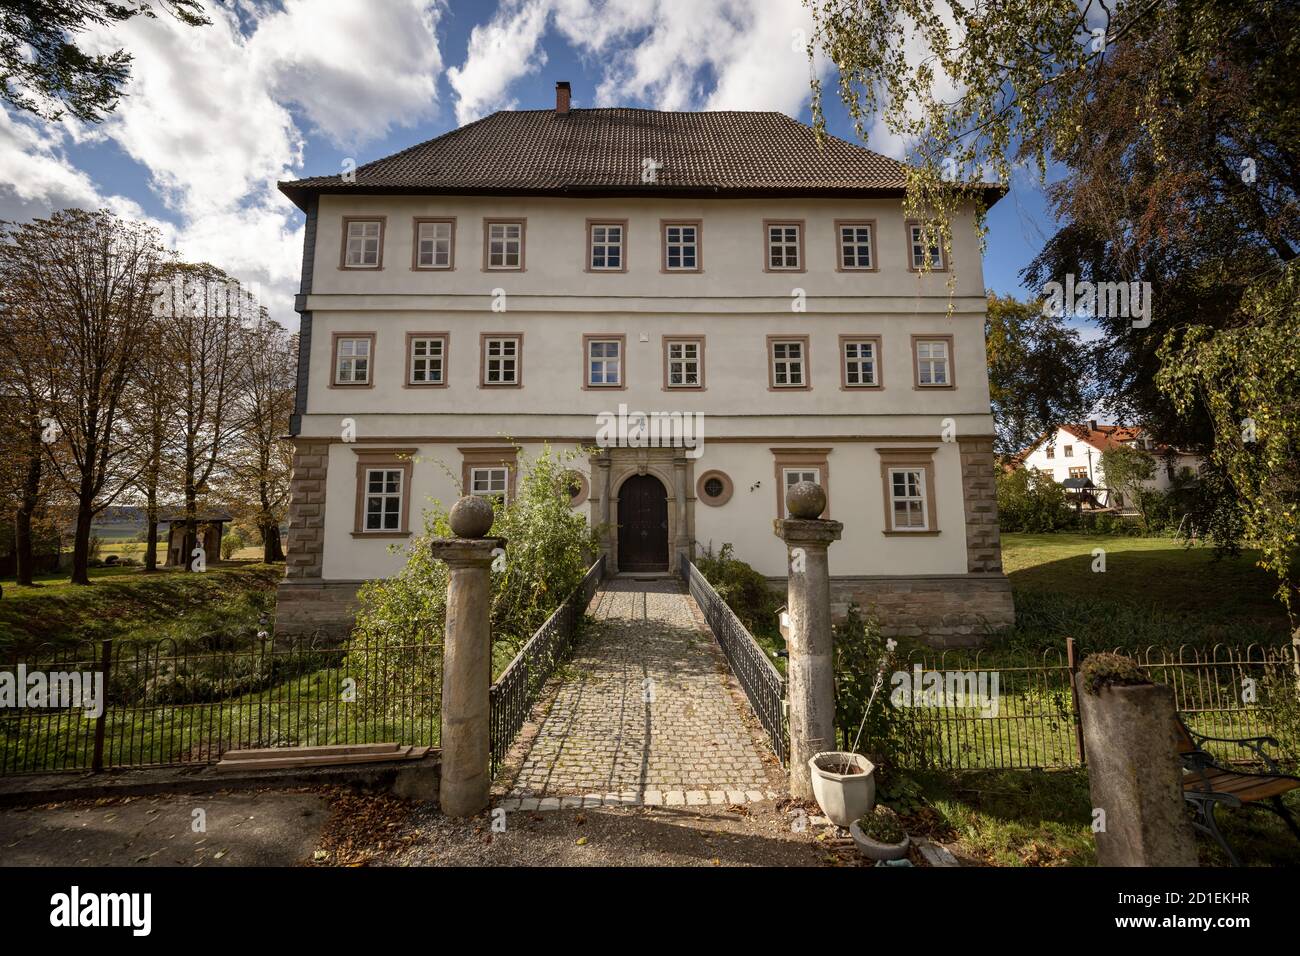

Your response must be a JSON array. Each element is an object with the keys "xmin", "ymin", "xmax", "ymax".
[
  {"xmin": 808, "ymin": 751, "xmax": 875, "ymax": 827},
  {"xmin": 850, "ymin": 821, "xmax": 910, "ymax": 861}
]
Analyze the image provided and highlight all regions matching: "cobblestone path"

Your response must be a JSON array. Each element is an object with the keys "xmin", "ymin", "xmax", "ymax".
[{"xmin": 502, "ymin": 578, "xmax": 778, "ymax": 810}]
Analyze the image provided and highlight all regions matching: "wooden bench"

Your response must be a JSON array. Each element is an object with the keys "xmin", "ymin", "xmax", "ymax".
[{"xmin": 1176, "ymin": 716, "xmax": 1300, "ymax": 866}]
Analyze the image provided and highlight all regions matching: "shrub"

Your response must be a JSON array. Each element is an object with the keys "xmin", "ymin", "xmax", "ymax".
[
  {"xmin": 221, "ymin": 531, "xmax": 245, "ymax": 560},
  {"xmin": 833, "ymin": 603, "xmax": 902, "ymax": 763},
  {"xmin": 1078, "ymin": 652, "xmax": 1149, "ymax": 695},
  {"xmin": 694, "ymin": 542, "xmax": 779, "ymax": 633},
  {"xmin": 997, "ymin": 467, "xmax": 1077, "ymax": 532},
  {"xmin": 349, "ymin": 445, "xmax": 601, "ymax": 718}
]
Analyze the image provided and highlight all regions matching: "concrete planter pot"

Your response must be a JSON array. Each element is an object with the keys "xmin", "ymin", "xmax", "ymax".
[
  {"xmin": 808, "ymin": 751, "xmax": 875, "ymax": 827},
  {"xmin": 849, "ymin": 820, "xmax": 910, "ymax": 861}
]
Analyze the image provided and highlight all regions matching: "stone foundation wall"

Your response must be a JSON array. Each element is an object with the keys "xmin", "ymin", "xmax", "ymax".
[
  {"xmin": 285, "ymin": 438, "xmax": 330, "ymax": 581},
  {"xmin": 275, "ymin": 580, "xmax": 363, "ymax": 640},
  {"xmin": 768, "ymin": 573, "xmax": 1015, "ymax": 648}
]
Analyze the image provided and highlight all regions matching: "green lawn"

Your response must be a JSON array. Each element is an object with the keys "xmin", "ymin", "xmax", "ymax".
[{"xmin": 0, "ymin": 563, "xmax": 282, "ymax": 656}]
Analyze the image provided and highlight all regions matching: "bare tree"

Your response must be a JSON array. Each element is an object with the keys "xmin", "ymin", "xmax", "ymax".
[
  {"xmin": 224, "ymin": 318, "xmax": 295, "ymax": 562},
  {"xmin": 0, "ymin": 210, "xmax": 166, "ymax": 584},
  {"xmin": 158, "ymin": 262, "xmax": 247, "ymax": 570}
]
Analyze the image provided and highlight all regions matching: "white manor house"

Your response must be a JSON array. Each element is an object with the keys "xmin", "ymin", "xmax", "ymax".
[{"xmin": 275, "ymin": 82, "xmax": 1014, "ymax": 645}]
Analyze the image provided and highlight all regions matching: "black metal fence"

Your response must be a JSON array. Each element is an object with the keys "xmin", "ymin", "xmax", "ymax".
[
  {"xmin": 679, "ymin": 555, "xmax": 788, "ymax": 765},
  {"xmin": 488, "ymin": 555, "xmax": 605, "ymax": 775},
  {"xmin": 888, "ymin": 640, "xmax": 1300, "ymax": 771},
  {"xmin": 0, "ymin": 630, "xmax": 442, "ymax": 775}
]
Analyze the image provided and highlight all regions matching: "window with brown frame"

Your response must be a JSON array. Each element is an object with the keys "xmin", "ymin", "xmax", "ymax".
[
  {"xmin": 352, "ymin": 448, "xmax": 415, "ymax": 537},
  {"xmin": 413, "ymin": 218, "xmax": 455, "ymax": 270},
  {"xmin": 332, "ymin": 333, "xmax": 375, "ymax": 386},
  {"xmin": 840, "ymin": 336, "xmax": 882, "ymax": 388},
  {"xmin": 1045, "ymin": 445, "xmax": 1056, "ymax": 459},
  {"xmin": 877, "ymin": 447, "xmax": 939, "ymax": 534},
  {"xmin": 583, "ymin": 334, "xmax": 625, "ymax": 388},
  {"xmin": 912, "ymin": 335, "xmax": 954, "ymax": 388},
  {"xmin": 764, "ymin": 221, "xmax": 804, "ymax": 271},
  {"xmin": 836, "ymin": 220, "xmax": 876, "ymax": 270},
  {"xmin": 460, "ymin": 446, "xmax": 518, "ymax": 506},
  {"xmin": 341, "ymin": 218, "xmax": 384, "ymax": 269},
  {"xmin": 696, "ymin": 469, "xmax": 733, "ymax": 506},
  {"xmin": 768, "ymin": 336, "xmax": 810, "ymax": 389},
  {"xmin": 663, "ymin": 336, "xmax": 704, "ymax": 389},
  {"xmin": 480, "ymin": 334, "xmax": 522, "ymax": 386},
  {"xmin": 771, "ymin": 447, "xmax": 831, "ymax": 518},
  {"xmin": 405, "ymin": 333, "xmax": 448, "ymax": 387},
  {"xmin": 587, "ymin": 221, "xmax": 626, "ymax": 271},
  {"xmin": 661, "ymin": 221, "xmax": 701, "ymax": 272},
  {"xmin": 906, "ymin": 220, "xmax": 946, "ymax": 271},
  {"xmin": 483, "ymin": 220, "xmax": 525, "ymax": 270}
]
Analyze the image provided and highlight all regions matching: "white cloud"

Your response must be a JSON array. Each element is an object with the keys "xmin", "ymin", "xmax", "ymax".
[
  {"xmin": 447, "ymin": 0, "xmax": 830, "ymax": 120},
  {"xmin": 446, "ymin": 0, "xmax": 551, "ymax": 124},
  {"xmin": 0, "ymin": 0, "xmax": 446, "ymax": 327}
]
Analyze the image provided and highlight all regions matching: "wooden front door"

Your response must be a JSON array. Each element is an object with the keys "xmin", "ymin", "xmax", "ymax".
[{"xmin": 617, "ymin": 475, "xmax": 669, "ymax": 572}]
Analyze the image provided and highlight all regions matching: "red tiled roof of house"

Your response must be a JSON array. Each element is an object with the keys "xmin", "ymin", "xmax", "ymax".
[
  {"xmin": 1059, "ymin": 423, "xmax": 1146, "ymax": 452},
  {"xmin": 278, "ymin": 108, "xmax": 1006, "ymax": 209}
]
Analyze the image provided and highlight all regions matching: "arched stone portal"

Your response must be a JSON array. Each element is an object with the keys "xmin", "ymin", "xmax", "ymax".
[{"xmin": 590, "ymin": 448, "xmax": 694, "ymax": 575}]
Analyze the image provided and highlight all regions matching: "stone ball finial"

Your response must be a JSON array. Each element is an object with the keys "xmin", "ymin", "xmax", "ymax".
[
  {"xmin": 448, "ymin": 495, "xmax": 495, "ymax": 538},
  {"xmin": 786, "ymin": 480, "xmax": 827, "ymax": 519}
]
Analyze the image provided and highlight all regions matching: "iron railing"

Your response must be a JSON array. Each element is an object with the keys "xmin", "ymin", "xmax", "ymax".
[
  {"xmin": 0, "ymin": 629, "xmax": 441, "ymax": 775},
  {"xmin": 488, "ymin": 555, "xmax": 605, "ymax": 775},
  {"xmin": 887, "ymin": 641, "xmax": 1300, "ymax": 771},
  {"xmin": 679, "ymin": 554, "xmax": 788, "ymax": 765}
]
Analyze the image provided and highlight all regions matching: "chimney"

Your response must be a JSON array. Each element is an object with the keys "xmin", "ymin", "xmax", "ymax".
[
  {"xmin": 1088, "ymin": 419, "xmax": 1098, "ymax": 432},
  {"xmin": 555, "ymin": 81, "xmax": 571, "ymax": 115}
]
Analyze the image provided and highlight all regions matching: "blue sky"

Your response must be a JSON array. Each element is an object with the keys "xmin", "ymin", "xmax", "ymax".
[{"xmin": 0, "ymin": 0, "xmax": 1061, "ymax": 326}]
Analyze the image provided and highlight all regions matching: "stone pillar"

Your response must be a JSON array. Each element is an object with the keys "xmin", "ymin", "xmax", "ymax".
[
  {"xmin": 430, "ymin": 497, "xmax": 504, "ymax": 817},
  {"xmin": 1076, "ymin": 672, "xmax": 1198, "ymax": 866},
  {"xmin": 594, "ymin": 452, "xmax": 612, "ymax": 573},
  {"xmin": 773, "ymin": 482, "xmax": 843, "ymax": 801},
  {"xmin": 672, "ymin": 455, "xmax": 690, "ymax": 566}
]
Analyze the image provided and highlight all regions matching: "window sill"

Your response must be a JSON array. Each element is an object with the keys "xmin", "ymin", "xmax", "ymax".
[
  {"xmin": 882, "ymin": 530, "xmax": 941, "ymax": 537},
  {"xmin": 351, "ymin": 531, "xmax": 412, "ymax": 539}
]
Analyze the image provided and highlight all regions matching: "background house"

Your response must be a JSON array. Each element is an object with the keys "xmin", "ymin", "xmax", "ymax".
[{"xmin": 1015, "ymin": 421, "xmax": 1203, "ymax": 510}]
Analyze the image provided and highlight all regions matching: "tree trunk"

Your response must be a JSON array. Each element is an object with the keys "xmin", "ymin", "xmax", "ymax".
[
  {"xmin": 263, "ymin": 522, "xmax": 284, "ymax": 563},
  {"xmin": 14, "ymin": 423, "xmax": 42, "ymax": 586},
  {"xmin": 144, "ymin": 488, "xmax": 159, "ymax": 572},
  {"xmin": 70, "ymin": 499, "xmax": 94, "ymax": 585}
]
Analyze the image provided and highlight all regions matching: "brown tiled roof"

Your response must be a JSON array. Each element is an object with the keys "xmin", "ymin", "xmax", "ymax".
[
  {"xmin": 279, "ymin": 108, "xmax": 1004, "ymax": 208},
  {"xmin": 1060, "ymin": 424, "xmax": 1146, "ymax": 453}
]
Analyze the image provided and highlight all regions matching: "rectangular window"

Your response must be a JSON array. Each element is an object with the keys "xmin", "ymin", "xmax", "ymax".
[
  {"xmin": 837, "ymin": 221, "xmax": 875, "ymax": 270},
  {"xmin": 407, "ymin": 334, "xmax": 446, "ymax": 386},
  {"xmin": 665, "ymin": 338, "xmax": 703, "ymax": 389},
  {"xmin": 907, "ymin": 222, "xmax": 944, "ymax": 271},
  {"xmin": 484, "ymin": 220, "xmax": 524, "ymax": 270},
  {"xmin": 913, "ymin": 337, "xmax": 952, "ymax": 387},
  {"xmin": 342, "ymin": 219, "xmax": 383, "ymax": 269},
  {"xmin": 1069, "ymin": 466, "xmax": 1088, "ymax": 479},
  {"xmin": 588, "ymin": 221, "xmax": 626, "ymax": 271},
  {"xmin": 889, "ymin": 467, "xmax": 928, "ymax": 531},
  {"xmin": 586, "ymin": 336, "xmax": 623, "ymax": 387},
  {"xmin": 662, "ymin": 222, "xmax": 700, "ymax": 271},
  {"xmin": 414, "ymin": 219, "xmax": 454, "ymax": 269},
  {"xmin": 333, "ymin": 334, "xmax": 373, "ymax": 385},
  {"xmin": 765, "ymin": 221, "xmax": 803, "ymax": 271},
  {"xmin": 769, "ymin": 337, "xmax": 808, "ymax": 389},
  {"xmin": 470, "ymin": 466, "xmax": 509, "ymax": 506},
  {"xmin": 782, "ymin": 468, "xmax": 820, "ymax": 516},
  {"xmin": 363, "ymin": 468, "xmax": 403, "ymax": 531},
  {"xmin": 1063, "ymin": 444, "xmax": 1074, "ymax": 458},
  {"xmin": 842, "ymin": 338, "xmax": 880, "ymax": 388},
  {"xmin": 481, "ymin": 335, "xmax": 521, "ymax": 386},
  {"xmin": 1045, "ymin": 445, "xmax": 1056, "ymax": 460}
]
